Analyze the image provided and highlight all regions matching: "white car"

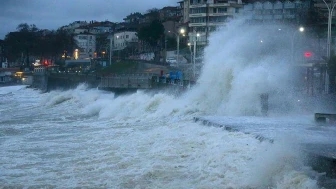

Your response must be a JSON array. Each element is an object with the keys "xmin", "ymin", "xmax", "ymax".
[
  {"xmin": 166, "ymin": 57, "xmax": 177, "ymax": 64},
  {"xmin": 166, "ymin": 57, "xmax": 177, "ymax": 66}
]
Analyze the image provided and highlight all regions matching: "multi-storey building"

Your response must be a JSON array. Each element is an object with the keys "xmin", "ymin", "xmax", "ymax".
[
  {"xmin": 74, "ymin": 26, "xmax": 89, "ymax": 35},
  {"xmin": 180, "ymin": 0, "xmax": 243, "ymax": 46},
  {"xmin": 243, "ymin": 0, "xmax": 311, "ymax": 24},
  {"xmin": 113, "ymin": 31, "xmax": 138, "ymax": 51},
  {"xmin": 73, "ymin": 34, "xmax": 96, "ymax": 59},
  {"xmin": 87, "ymin": 21, "xmax": 114, "ymax": 35},
  {"xmin": 62, "ymin": 21, "xmax": 88, "ymax": 33},
  {"xmin": 159, "ymin": 6, "xmax": 181, "ymax": 21}
]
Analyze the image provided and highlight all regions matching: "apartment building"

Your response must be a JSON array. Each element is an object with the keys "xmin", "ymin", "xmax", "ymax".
[
  {"xmin": 62, "ymin": 21, "xmax": 88, "ymax": 33},
  {"xmin": 159, "ymin": 6, "xmax": 181, "ymax": 21},
  {"xmin": 180, "ymin": 0, "xmax": 243, "ymax": 46},
  {"xmin": 113, "ymin": 31, "xmax": 138, "ymax": 51},
  {"xmin": 73, "ymin": 34, "xmax": 96, "ymax": 59},
  {"xmin": 243, "ymin": 0, "xmax": 311, "ymax": 24}
]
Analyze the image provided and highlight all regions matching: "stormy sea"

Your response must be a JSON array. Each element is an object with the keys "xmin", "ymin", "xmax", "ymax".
[{"xmin": 1, "ymin": 19, "xmax": 336, "ymax": 188}]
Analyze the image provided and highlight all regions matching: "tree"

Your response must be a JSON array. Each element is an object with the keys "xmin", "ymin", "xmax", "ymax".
[
  {"xmin": 96, "ymin": 34, "xmax": 108, "ymax": 56},
  {"xmin": 137, "ymin": 20, "xmax": 164, "ymax": 61},
  {"xmin": 146, "ymin": 8, "xmax": 160, "ymax": 21},
  {"xmin": 4, "ymin": 23, "xmax": 76, "ymax": 68}
]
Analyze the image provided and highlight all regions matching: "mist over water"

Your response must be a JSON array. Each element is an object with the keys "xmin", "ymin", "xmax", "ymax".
[
  {"xmin": 186, "ymin": 20, "xmax": 304, "ymax": 116},
  {"xmin": 1, "ymin": 18, "xmax": 333, "ymax": 188}
]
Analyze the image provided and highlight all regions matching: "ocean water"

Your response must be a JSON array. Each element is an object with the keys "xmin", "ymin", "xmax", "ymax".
[{"xmin": 0, "ymin": 19, "xmax": 334, "ymax": 188}]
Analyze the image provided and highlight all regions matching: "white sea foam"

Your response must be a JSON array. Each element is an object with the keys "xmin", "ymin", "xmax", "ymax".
[{"xmin": 0, "ymin": 18, "xmax": 328, "ymax": 188}]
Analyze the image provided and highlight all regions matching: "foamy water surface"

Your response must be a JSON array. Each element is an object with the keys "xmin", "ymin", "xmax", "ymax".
[{"xmin": 0, "ymin": 19, "xmax": 334, "ymax": 188}]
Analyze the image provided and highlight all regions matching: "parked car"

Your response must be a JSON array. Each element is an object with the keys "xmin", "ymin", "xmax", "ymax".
[
  {"xmin": 166, "ymin": 57, "xmax": 177, "ymax": 66},
  {"xmin": 166, "ymin": 57, "xmax": 177, "ymax": 64}
]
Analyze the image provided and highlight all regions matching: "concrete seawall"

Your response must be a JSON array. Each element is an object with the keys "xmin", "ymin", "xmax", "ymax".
[
  {"xmin": 48, "ymin": 73, "xmax": 100, "ymax": 91},
  {"xmin": 32, "ymin": 73, "xmax": 100, "ymax": 92}
]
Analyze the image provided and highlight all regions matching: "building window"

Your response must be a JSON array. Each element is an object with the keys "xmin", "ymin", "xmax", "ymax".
[
  {"xmin": 209, "ymin": 16, "xmax": 227, "ymax": 23},
  {"xmin": 190, "ymin": 7, "xmax": 206, "ymax": 14},
  {"xmin": 219, "ymin": 8, "xmax": 227, "ymax": 13},
  {"xmin": 78, "ymin": 36, "xmax": 88, "ymax": 40},
  {"xmin": 273, "ymin": 9, "xmax": 283, "ymax": 15},
  {"xmin": 190, "ymin": 17, "xmax": 206, "ymax": 23}
]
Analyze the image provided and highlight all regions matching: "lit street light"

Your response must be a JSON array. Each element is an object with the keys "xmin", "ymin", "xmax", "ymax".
[
  {"xmin": 193, "ymin": 31, "xmax": 200, "ymax": 79},
  {"xmin": 169, "ymin": 28, "xmax": 185, "ymax": 67},
  {"xmin": 187, "ymin": 42, "xmax": 192, "ymax": 64},
  {"xmin": 291, "ymin": 26, "xmax": 304, "ymax": 63}
]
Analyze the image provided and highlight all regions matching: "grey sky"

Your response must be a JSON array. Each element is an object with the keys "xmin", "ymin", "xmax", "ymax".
[{"xmin": 0, "ymin": 0, "xmax": 178, "ymax": 39}]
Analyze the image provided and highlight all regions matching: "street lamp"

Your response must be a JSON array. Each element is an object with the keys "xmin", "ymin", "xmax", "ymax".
[
  {"xmin": 169, "ymin": 28, "xmax": 185, "ymax": 67},
  {"xmin": 291, "ymin": 26, "xmax": 305, "ymax": 63},
  {"xmin": 115, "ymin": 35, "xmax": 120, "ymax": 59},
  {"xmin": 187, "ymin": 42, "xmax": 192, "ymax": 63},
  {"xmin": 109, "ymin": 34, "xmax": 113, "ymax": 66},
  {"xmin": 193, "ymin": 31, "xmax": 200, "ymax": 79},
  {"xmin": 322, "ymin": 0, "xmax": 336, "ymax": 59},
  {"xmin": 322, "ymin": 0, "xmax": 336, "ymax": 94}
]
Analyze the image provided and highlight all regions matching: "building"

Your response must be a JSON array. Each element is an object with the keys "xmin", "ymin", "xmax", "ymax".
[
  {"xmin": 86, "ymin": 21, "xmax": 115, "ymax": 35},
  {"xmin": 113, "ymin": 31, "xmax": 138, "ymax": 51},
  {"xmin": 179, "ymin": 0, "xmax": 244, "ymax": 46},
  {"xmin": 159, "ymin": 6, "xmax": 181, "ymax": 21},
  {"xmin": 0, "ymin": 68, "xmax": 19, "ymax": 84},
  {"xmin": 62, "ymin": 21, "xmax": 88, "ymax": 33},
  {"xmin": 123, "ymin": 12, "xmax": 143, "ymax": 24},
  {"xmin": 73, "ymin": 34, "xmax": 96, "ymax": 59},
  {"xmin": 243, "ymin": 0, "xmax": 311, "ymax": 24},
  {"xmin": 74, "ymin": 26, "xmax": 90, "ymax": 34}
]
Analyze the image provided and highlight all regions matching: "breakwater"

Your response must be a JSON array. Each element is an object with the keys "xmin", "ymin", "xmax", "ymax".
[
  {"xmin": 32, "ymin": 72, "xmax": 192, "ymax": 94},
  {"xmin": 32, "ymin": 72, "xmax": 100, "ymax": 92}
]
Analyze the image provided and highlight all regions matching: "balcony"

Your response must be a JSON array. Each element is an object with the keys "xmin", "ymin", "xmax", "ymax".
[
  {"xmin": 208, "ymin": 3, "xmax": 230, "ymax": 7},
  {"xmin": 190, "ymin": 13, "xmax": 207, "ymax": 17},
  {"xmin": 208, "ymin": 22, "xmax": 226, "ymax": 26},
  {"xmin": 190, "ymin": 3, "xmax": 206, "ymax": 8},
  {"xmin": 189, "ymin": 23, "xmax": 207, "ymax": 27},
  {"xmin": 208, "ymin": 12, "xmax": 231, "ymax": 17}
]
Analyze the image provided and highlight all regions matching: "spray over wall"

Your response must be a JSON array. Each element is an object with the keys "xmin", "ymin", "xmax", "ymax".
[{"xmin": 183, "ymin": 19, "xmax": 306, "ymax": 116}]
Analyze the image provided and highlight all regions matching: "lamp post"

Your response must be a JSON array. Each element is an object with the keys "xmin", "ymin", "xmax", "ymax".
[
  {"xmin": 109, "ymin": 34, "xmax": 113, "ymax": 66},
  {"xmin": 322, "ymin": 0, "xmax": 336, "ymax": 94},
  {"xmin": 193, "ymin": 31, "xmax": 200, "ymax": 79},
  {"xmin": 116, "ymin": 35, "xmax": 120, "ymax": 59},
  {"xmin": 169, "ymin": 28, "xmax": 185, "ymax": 67},
  {"xmin": 322, "ymin": 0, "xmax": 336, "ymax": 59},
  {"xmin": 187, "ymin": 42, "xmax": 192, "ymax": 63},
  {"xmin": 291, "ymin": 26, "xmax": 305, "ymax": 63},
  {"xmin": 188, "ymin": 42, "xmax": 193, "ymax": 78}
]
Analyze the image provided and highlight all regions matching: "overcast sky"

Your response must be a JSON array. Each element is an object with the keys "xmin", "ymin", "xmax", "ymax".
[{"xmin": 0, "ymin": 0, "xmax": 178, "ymax": 40}]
